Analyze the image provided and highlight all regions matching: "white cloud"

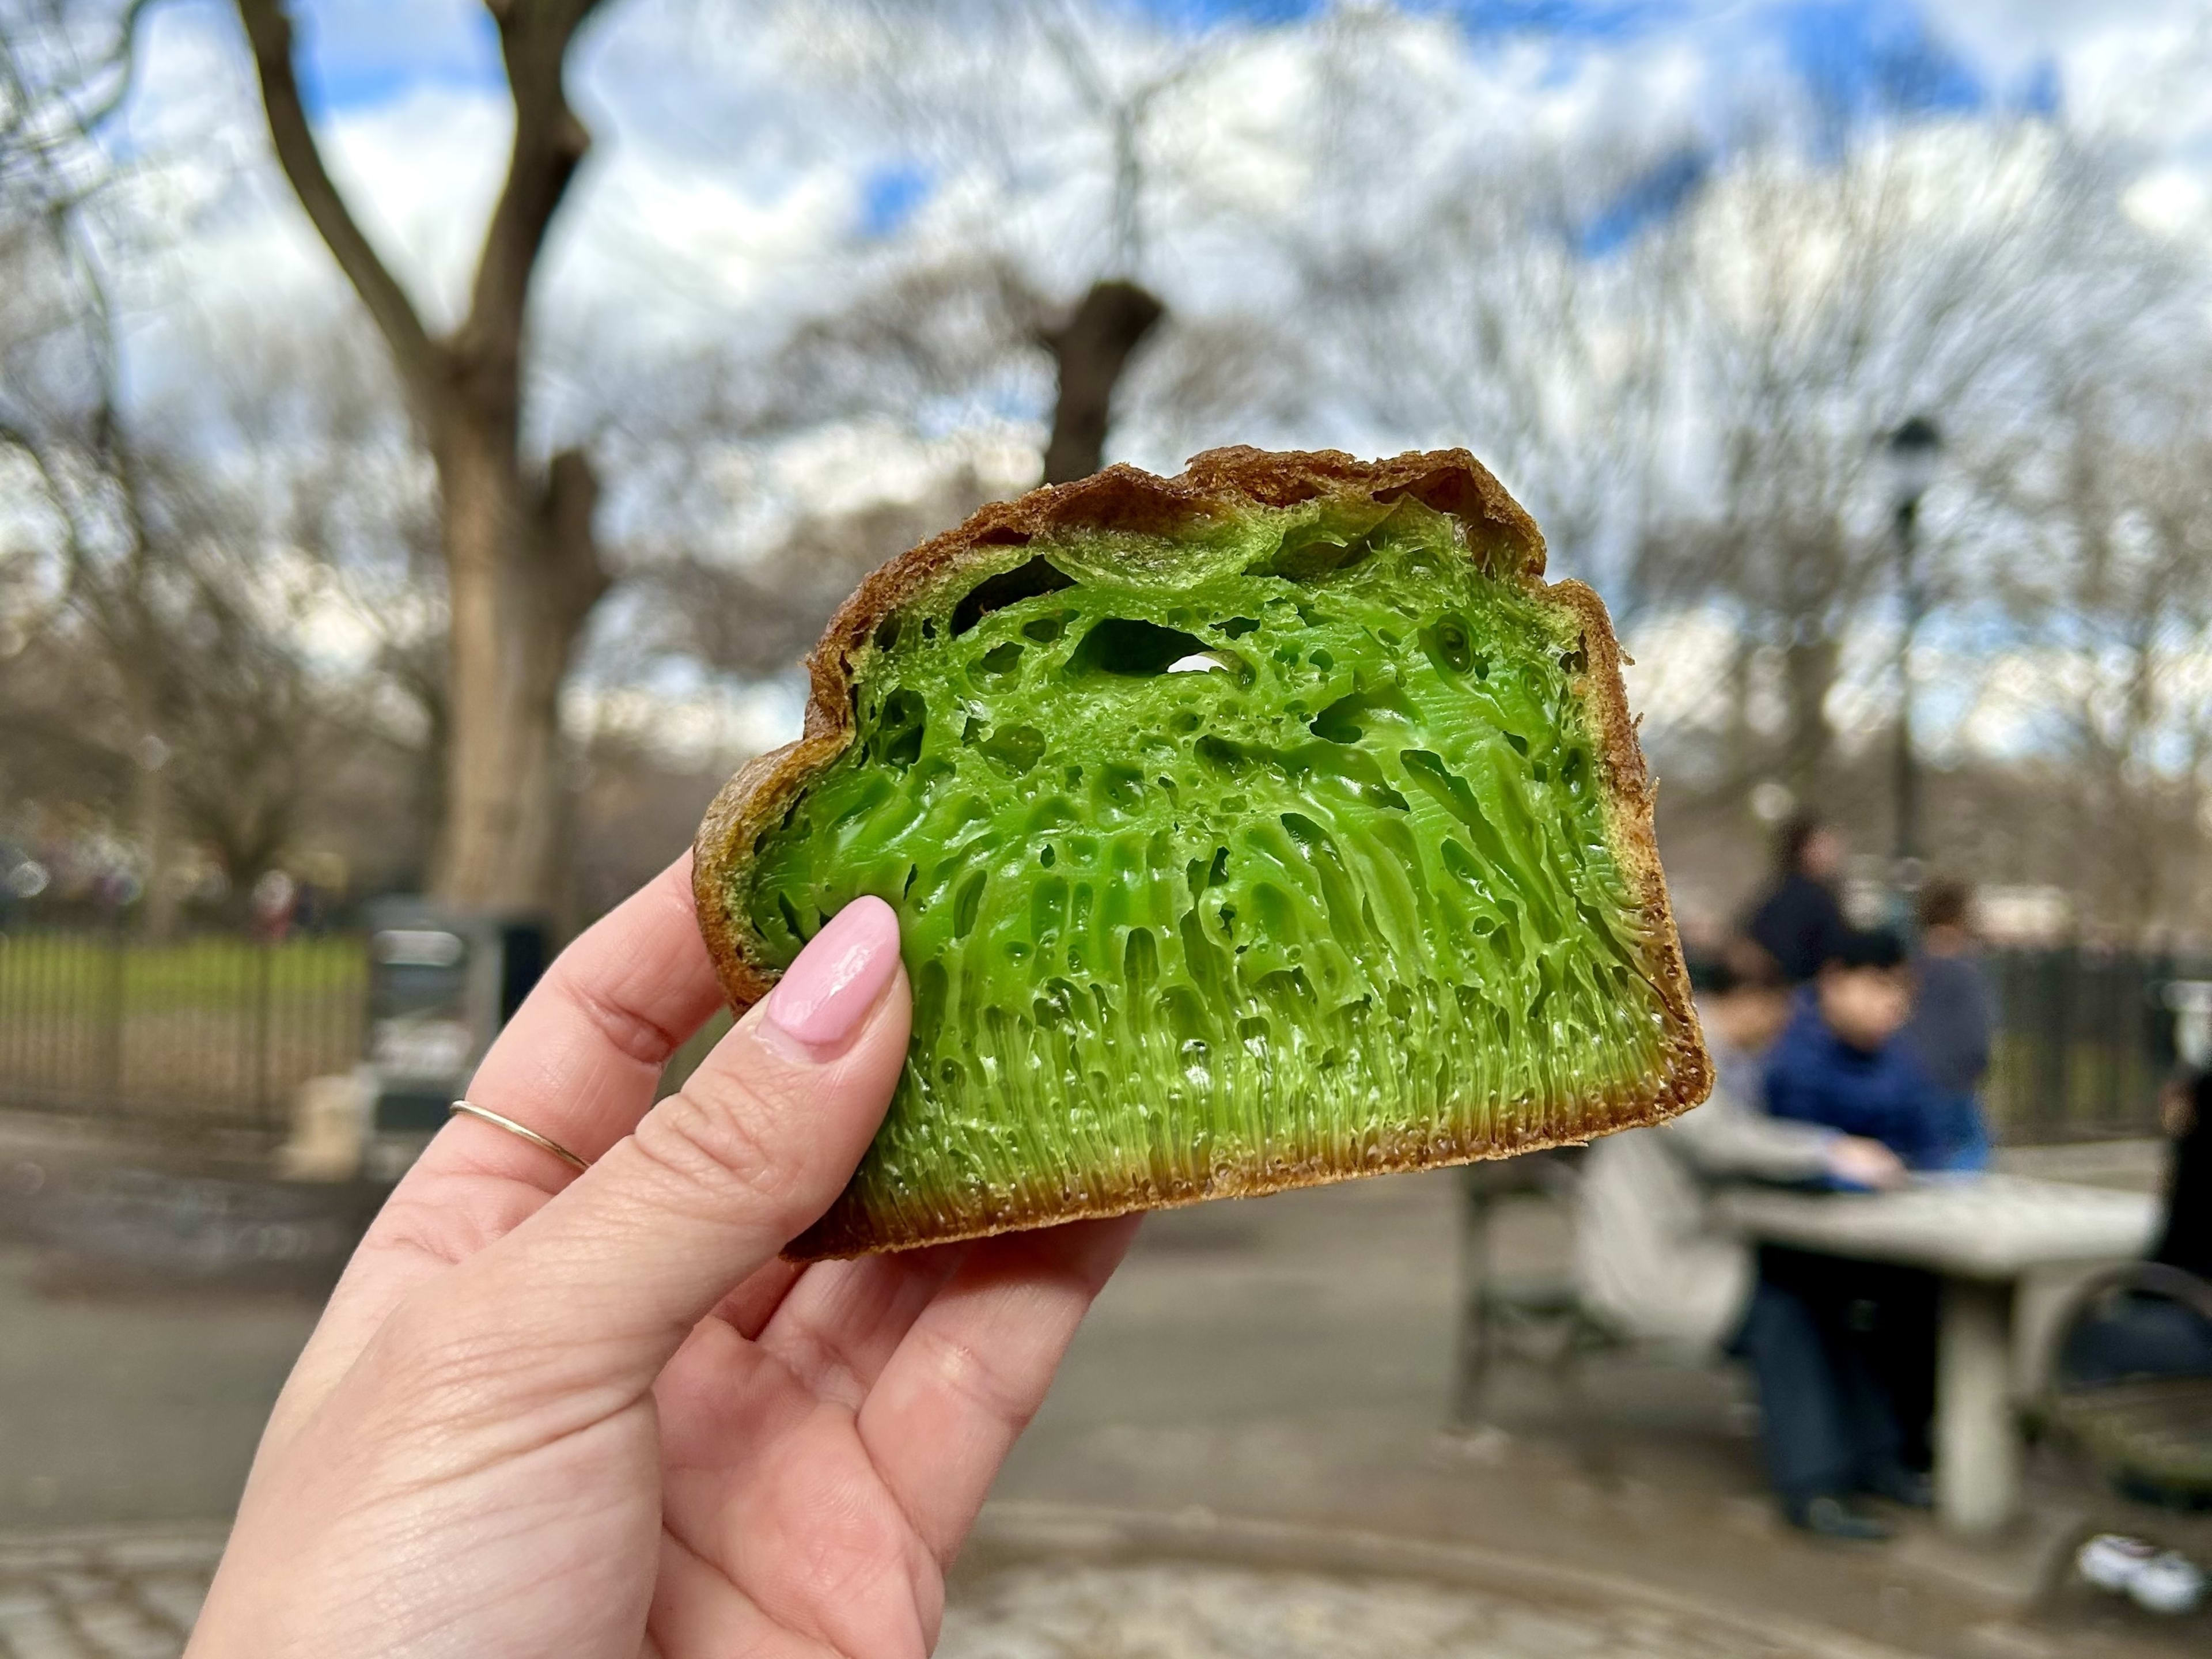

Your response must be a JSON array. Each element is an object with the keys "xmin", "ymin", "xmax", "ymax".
[
  {"xmin": 1619, "ymin": 606, "xmax": 1738, "ymax": 733},
  {"xmin": 2124, "ymin": 165, "xmax": 2210, "ymax": 237},
  {"xmin": 320, "ymin": 88, "xmax": 513, "ymax": 331},
  {"xmin": 764, "ymin": 418, "xmax": 1036, "ymax": 520},
  {"xmin": 563, "ymin": 675, "xmax": 804, "ymax": 767}
]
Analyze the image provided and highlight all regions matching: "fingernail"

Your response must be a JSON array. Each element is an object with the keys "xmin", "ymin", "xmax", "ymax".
[{"xmin": 764, "ymin": 896, "xmax": 902, "ymax": 1052}]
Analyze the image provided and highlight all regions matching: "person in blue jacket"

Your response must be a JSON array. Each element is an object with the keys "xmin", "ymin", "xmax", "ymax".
[
  {"xmin": 1758, "ymin": 925, "xmax": 1950, "ymax": 1522},
  {"xmin": 1766, "ymin": 926, "xmax": 1952, "ymax": 1171}
]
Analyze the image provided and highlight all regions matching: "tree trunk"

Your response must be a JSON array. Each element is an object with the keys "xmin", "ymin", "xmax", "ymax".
[
  {"xmin": 1041, "ymin": 279, "xmax": 1165, "ymax": 485},
  {"xmin": 431, "ymin": 412, "xmax": 603, "ymax": 912},
  {"xmin": 234, "ymin": 0, "xmax": 609, "ymax": 922},
  {"xmin": 1780, "ymin": 633, "xmax": 1839, "ymax": 804}
]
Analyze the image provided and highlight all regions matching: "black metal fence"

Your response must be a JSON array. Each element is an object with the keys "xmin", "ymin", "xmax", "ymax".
[
  {"xmin": 1984, "ymin": 948, "xmax": 2206, "ymax": 1143},
  {"xmin": 0, "ymin": 930, "xmax": 366, "ymax": 1132},
  {"xmin": 0, "ymin": 929, "xmax": 2194, "ymax": 1144}
]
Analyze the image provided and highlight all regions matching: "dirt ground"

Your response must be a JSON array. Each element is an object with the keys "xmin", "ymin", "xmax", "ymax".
[{"xmin": 0, "ymin": 1114, "xmax": 2198, "ymax": 1656}]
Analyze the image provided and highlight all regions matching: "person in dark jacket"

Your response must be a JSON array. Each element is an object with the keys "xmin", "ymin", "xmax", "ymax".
[
  {"xmin": 1745, "ymin": 815, "xmax": 1851, "ymax": 984},
  {"xmin": 1766, "ymin": 927, "xmax": 1948, "ymax": 1169},
  {"xmin": 1903, "ymin": 878, "xmax": 1994, "ymax": 1172},
  {"xmin": 2060, "ymin": 1072, "xmax": 2212, "ymax": 1385},
  {"xmin": 1759, "ymin": 925, "xmax": 1949, "ymax": 1513},
  {"xmin": 2153, "ymin": 1071, "xmax": 2212, "ymax": 1282}
]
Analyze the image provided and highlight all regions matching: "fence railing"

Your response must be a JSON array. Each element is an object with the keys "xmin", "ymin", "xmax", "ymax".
[
  {"xmin": 1984, "ymin": 948, "xmax": 2204, "ymax": 1144},
  {"xmin": 0, "ymin": 929, "xmax": 2193, "ymax": 1145},
  {"xmin": 0, "ymin": 930, "xmax": 366, "ymax": 1132}
]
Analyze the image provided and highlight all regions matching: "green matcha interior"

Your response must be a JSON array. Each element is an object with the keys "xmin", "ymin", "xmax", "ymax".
[{"xmin": 737, "ymin": 497, "xmax": 1674, "ymax": 1242}]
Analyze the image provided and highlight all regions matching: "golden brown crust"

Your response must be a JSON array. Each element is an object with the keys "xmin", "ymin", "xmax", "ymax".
[{"xmin": 692, "ymin": 447, "xmax": 1709, "ymax": 1258}]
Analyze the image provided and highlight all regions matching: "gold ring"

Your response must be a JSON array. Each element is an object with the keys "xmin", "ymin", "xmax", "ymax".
[{"xmin": 449, "ymin": 1101, "xmax": 589, "ymax": 1173}]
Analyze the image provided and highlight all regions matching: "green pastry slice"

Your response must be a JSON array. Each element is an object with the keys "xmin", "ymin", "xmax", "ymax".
[{"xmin": 695, "ymin": 446, "xmax": 1710, "ymax": 1257}]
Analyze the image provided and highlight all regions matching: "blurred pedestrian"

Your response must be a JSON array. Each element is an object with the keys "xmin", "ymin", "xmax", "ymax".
[
  {"xmin": 1903, "ymin": 877, "xmax": 1994, "ymax": 1173},
  {"xmin": 1744, "ymin": 814, "xmax": 1850, "ymax": 984},
  {"xmin": 2056, "ymin": 1072, "xmax": 2212, "ymax": 1618},
  {"xmin": 1573, "ymin": 949, "xmax": 1917, "ymax": 1540},
  {"xmin": 2153, "ymin": 1071, "xmax": 2212, "ymax": 1282},
  {"xmin": 249, "ymin": 868, "xmax": 297, "ymax": 945}
]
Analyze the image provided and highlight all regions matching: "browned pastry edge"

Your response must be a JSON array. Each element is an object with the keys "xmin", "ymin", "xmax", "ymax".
[{"xmin": 691, "ymin": 446, "xmax": 1711, "ymax": 1259}]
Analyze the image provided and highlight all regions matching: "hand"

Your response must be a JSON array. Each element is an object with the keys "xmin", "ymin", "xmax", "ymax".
[
  {"xmin": 1823, "ymin": 1134, "xmax": 1908, "ymax": 1192},
  {"xmin": 188, "ymin": 857, "xmax": 1138, "ymax": 1659}
]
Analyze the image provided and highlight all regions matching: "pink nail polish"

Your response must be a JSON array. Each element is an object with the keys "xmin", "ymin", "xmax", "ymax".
[{"xmin": 764, "ymin": 896, "xmax": 902, "ymax": 1051}]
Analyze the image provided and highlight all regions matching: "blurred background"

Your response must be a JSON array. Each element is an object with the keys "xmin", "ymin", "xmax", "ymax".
[{"xmin": 3, "ymin": 2, "xmax": 2211, "ymax": 1656}]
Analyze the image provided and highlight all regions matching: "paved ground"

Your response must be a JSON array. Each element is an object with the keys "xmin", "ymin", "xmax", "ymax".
[
  {"xmin": 0, "ymin": 1528, "xmax": 221, "ymax": 1659},
  {"xmin": 0, "ymin": 1521, "xmax": 1899, "ymax": 1659},
  {"xmin": 993, "ymin": 1166, "xmax": 2202, "ymax": 1658},
  {"xmin": 0, "ymin": 1114, "xmax": 2198, "ymax": 1656},
  {"xmin": 942, "ymin": 1557, "xmax": 1881, "ymax": 1658}
]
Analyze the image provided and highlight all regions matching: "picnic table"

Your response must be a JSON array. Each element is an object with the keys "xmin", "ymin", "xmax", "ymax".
[{"xmin": 1717, "ymin": 1173, "xmax": 2158, "ymax": 1537}]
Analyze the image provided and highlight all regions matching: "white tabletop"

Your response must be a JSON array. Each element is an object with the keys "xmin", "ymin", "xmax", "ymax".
[{"xmin": 1716, "ymin": 1173, "xmax": 2160, "ymax": 1281}]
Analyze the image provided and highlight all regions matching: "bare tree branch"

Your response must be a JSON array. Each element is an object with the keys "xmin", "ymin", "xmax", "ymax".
[
  {"xmin": 230, "ymin": 0, "xmax": 443, "ymax": 398},
  {"xmin": 459, "ymin": 0, "xmax": 607, "ymax": 390},
  {"xmin": 73, "ymin": 0, "xmax": 166, "ymax": 132}
]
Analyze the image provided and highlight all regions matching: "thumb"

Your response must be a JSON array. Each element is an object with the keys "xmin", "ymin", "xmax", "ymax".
[{"xmin": 407, "ymin": 897, "xmax": 910, "ymax": 1401}]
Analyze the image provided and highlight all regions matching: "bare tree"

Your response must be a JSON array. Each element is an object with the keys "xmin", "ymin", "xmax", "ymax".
[
  {"xmin": 2, "ymin": 7, "xmax": 443, "ymax": 921},
  {"xmin": 195, "ymin": 305, "xmax": 449, "ymax": 851},
  {"xmin": 1278, "ymin": 10, "xmax": 1689, "ymax": 593},
  {"xmin": 1980, "ymin": 368, "xmax": 2212, "ymax": 937},
  {"xmin": 230, "ymin": 0, "xmax": 611, "ymax": 913},
  {"xmin": 1638, "ymin": 127, "xmax": 2196, "ymax": 807},
  {"xmin": 776, "ymin": 0, "xmax": 1322, "ymax": 480},
  {"xmin": 1, "ymin": 0, "xmax": 193, "ymax": 928},
  {"xmin": 656, "ymin": 460, "xmax": 1016, "ymax": 682}
]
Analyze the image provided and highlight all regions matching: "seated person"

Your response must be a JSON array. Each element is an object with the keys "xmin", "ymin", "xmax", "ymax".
[
  {"xmin": 1574, "ymin": 950, "xmax": 1911, "ymax": 1538},
  {"xmin": 2157, "ymin": 1072, "xmax": 2212, "ymax": 1287},
  {"xmin": 2059, "ymin": 1070, "xmax": 2212, "ymax": 1386},
  {"xmin": 1903, "ymin": 879, "xmax": 1994, "ymax": 1173},
  {"xmin": 2056, "ymin": 1071, "xmax": 2212, "ymax": 1616},
  {"xmin": 1756, "ymin": 927, "xmax": 1955, "ymax": 1527},
  {"xmin": 1766, "ymin": 927, "xmax": 1950, "ymax": 1171}
]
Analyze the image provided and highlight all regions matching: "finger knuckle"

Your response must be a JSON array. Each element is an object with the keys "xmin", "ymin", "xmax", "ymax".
[
  {"xmin": 630, "ymin": 1072, "xmax": 805, "ymax": 1229},
  {"xmin": 554, "ymin": 965, "xmax": 687, "ymax": 1069},
  {"xmin": 915, "ymin": 1325, "xmax": 1033, "ymax": 1435}
]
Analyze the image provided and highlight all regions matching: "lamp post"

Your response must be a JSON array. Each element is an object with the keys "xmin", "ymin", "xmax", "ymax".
[{"xmin": 1883, "ymin": 415, "xmax": 1941, "ymax": 875}]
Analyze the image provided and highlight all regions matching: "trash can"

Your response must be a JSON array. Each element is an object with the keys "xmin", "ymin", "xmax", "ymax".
[{"xmin": 362, "ymin": 898, "xmax": 548, "ymax": 1181}]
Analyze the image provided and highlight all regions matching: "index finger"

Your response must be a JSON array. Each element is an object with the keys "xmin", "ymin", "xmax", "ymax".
[{"xmin": 428, "ymin": 851, "xmax": 729, "ymax": 1193}]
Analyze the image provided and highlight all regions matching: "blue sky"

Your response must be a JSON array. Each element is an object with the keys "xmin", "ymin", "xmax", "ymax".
[{"xmin": 283, "ymin": 0, "xmax": 506, "ymax": 113}]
